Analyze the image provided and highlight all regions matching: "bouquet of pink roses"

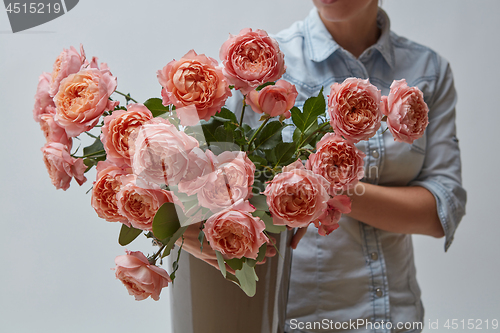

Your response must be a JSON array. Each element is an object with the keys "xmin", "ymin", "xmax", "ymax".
[{"xmin": 33, "ymin": 28, "xmax": 429, "ymax": 300}]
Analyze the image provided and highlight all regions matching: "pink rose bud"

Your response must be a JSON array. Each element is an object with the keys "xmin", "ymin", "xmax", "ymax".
[
  {"xmin": 313, "ymin": 195, "xmax": 352, "ymax": 236},
  {"xmin": 54, "ymin": 66, "xmax": 118, "ymax": 137},
  {"xmin": 246, "ymin": 80, "xmax": 298, "ymax": 119},
  {"xmin": 306, "ymin": 133, "xmax": 365, "ymax": 195},
  {"xmin": 381, "ymin": 79, "xmax": 429, "ymax": 144},
  {"xmin": 219, "ymin": 28, "xmax": 286, "ymax": 94},
  {"xmin": 328, "ymin": 78, "xmax": 382, "ymax": 143},
  {"xmin": 157, "ymin": 50, "xmax": 231, "ymax": 123},
  {"xmin": 100, "ymin": 103, "xmax": 153, "ymax": 167},
  {"xmin": 204, "ymin": 200, "xmax": 267, "ymax": 260},
  {"xmin": 41, "ymin": 142, "xmax": 87, "ymax": 191},
  {"xmin": 114, "ymin": 250, "xmax": 171, "ymax": 301},
  {"xmin": 264, "ymin": 160, "xmax": 330, "ymax": 228}
]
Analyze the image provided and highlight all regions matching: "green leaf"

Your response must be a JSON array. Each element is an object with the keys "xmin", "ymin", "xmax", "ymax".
[
  {"xmin": 216, "ymin": 251, "xmax": 227, "ymax": 278},
  {"xmin": 214, "ymin": 124, "xmax": 234, "ymax": 143},
  {"xmin": 144, "ymin": 98, "xmax": 170, "ymax": 117},
  {"xmin": 235, "ymin": 262, "xmax": 258, "ymax": 297},
  {"xmin": 201, "ymin": 118, "xmax": 224, "ymax": 145},
  {"xmin": 254, "ymin": 121, "xmax": 286, "ymax": 150},
  {"xmin": 249, "ymin": 195, "xmax": 268, "ymax": 211},
  {"xmin": 256, "ymin": 243, "xmax": 267, "ymax": 263},
  {"xmin": 265, "ymin": 148, "xmax": 277, "ymax": 164},
  {"xmin": 198, "ymin": 229, "xmax": 204, "ymax": 253},
  {"xmin": 226, "ymin": 257, "xmax": 244, "ymax": 271},
  {"xmin": 83, "ymin": 137, "xmax": 104, "ymax": 156},
  {"xmin": 212, "ymin": 107, "xmax": 238, "ymax": 123},
  {"xmin": 253, "ymin": 210, "xmax": 286, "ymax": 233},
  {"xmin": 274, "ymin": 142, "xmax": 297, "ymax": 166},
  {"xmin": 161, "ymin": 226, "xmax": 188, "ymax": 258},
  {"xmin": 152, "ymin": 202, "xmax": 181, "ymax": 240},
  {"xmin": 118, "ymin": 224, "xmax": 143, "ymax": 246},
  {"xmin": 290, "ymin": 88, "xmax": 326, "ymax": 133},
  {"xmin": 247, "ymin": 154, "xmax": 267, "ymax": 167}
]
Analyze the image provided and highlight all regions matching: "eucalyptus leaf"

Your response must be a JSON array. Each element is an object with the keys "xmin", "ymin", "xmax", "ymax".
[
  {"xmin": 152, "ymin": 202, "xmax": 181, "ymax": 240},
  {"xmin": 118, "ymin": 224, "xmax": 143, "ymax": 246},
  {"xmin": 144, "ymin": 97, "xmax": 170, "ymax": 117},
  {"xmin": 216, "ymin": 251, "xmax": 227, "ymax": 278},
  {"xmin": 83, "ymin": 137, "xmax": 104, "ymax": 156},
  {"xmin": 253, "ymin": 210, "xmax": 286, "ymax": 233},
  {"xmin": 226, "ymin": 257, "xmax": 244, "ymax": 271},
  {"xmin": 235, "ymin": 263, "xmax": 257, "ymax": 297},
  {"xmin": 161, "ymin": 226, "xmax": 188, "ymax": 258},
  {"xmin": 249, "ymin": 195, "xmax": 268, "ymax": 211}
]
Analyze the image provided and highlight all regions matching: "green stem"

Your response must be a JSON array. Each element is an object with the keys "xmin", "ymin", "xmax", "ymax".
[
  {"xmin": 247, "ymin": 117, "xmax": 270, "ymax": 150},
  {"xmin": 84, "ymin": 131, "xmax": 99, "ymax": 139},
  {"xmin": 149, "ymin": 243, "xmax": 167, "ymax": 265},
  {"xmin": 73, "ymin": 149, "xmax": 106, "ymax": 159},
  {"xmin": 298, "ymin": 122, "xmax": 330, "ymax": 149},
  {"xmin": 114, "ymin": 90, "xmax": 138, "ymax": 103},
  {"xmin": 239, "ymin": 96, "xmax": 247, "ymax": 127}
]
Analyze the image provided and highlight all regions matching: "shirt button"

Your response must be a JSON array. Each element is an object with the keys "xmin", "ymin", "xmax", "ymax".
[
  {"xmin": 370, "ymin": 252, "xmax": 379, "ymax": 261},
  {"xmin": 376, "ymin": 288, "xmax": 383, "ymax": 297},
  {"xmin": 371, "ymin": 150, "xmax": 379, "ymax": 158}
]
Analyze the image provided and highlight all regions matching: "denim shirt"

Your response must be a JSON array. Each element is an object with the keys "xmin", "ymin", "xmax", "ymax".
[{"xmin": 229, "ymin": 7, "xmax": 466, "ymax": 333}]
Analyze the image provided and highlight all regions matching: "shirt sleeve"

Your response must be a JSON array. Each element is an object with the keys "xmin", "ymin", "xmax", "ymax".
[{"xmin": 408, "ymin": 57, "xmax": 467, "ymax": 251}]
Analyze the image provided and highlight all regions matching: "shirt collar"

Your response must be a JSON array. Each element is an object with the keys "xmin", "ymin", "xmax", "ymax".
[{"xmin": 304, "ymin": 7, "xmax": 395, "ymax": 68}]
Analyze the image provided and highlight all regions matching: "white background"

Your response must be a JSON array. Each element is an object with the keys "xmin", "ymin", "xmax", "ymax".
[{"xmin": 1, "ymin": 1, "xmax": 499, "ymax": 332}]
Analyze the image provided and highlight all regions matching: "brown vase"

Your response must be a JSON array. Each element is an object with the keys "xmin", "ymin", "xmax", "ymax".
[{"xmin": 169, "ymin": 229, "xmax": 293, "ymax": 333}]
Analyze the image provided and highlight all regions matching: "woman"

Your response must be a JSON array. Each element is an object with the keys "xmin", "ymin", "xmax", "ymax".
[
  {"xmin": 178, "ymin": 1, "xmax": 466, "ymax": 332},
  {"xmin": 268, "ymin": 0, "xmax": 466, "ymax": 332}
]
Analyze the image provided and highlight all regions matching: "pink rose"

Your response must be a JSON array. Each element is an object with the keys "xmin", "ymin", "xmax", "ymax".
[
  {"xmin": 49, "ymin": 45, "xmax": 86, "ymax": 97},
  {"xmin": 91, "ymin": 161, "xmax": 129, "ymax": 223},
  {"xmin": 157, "ymin": 50, "xmax": 231, "ymax": 125},
  {"xmin": 33, "ymin": 72, "xmax": 56, "ymax": 122},
  {"xmin": 263, "ymin": 160, "xmax": 330, "ymax": 228},
  {"xmin": 381, "ymin": 79, "xmax": 429, "ymax": 144},
  {"xmin": 193, "ymin": 151, "xmax": 255, "ymax": 212},
  {"xmin": 54, "ymin": 67, "xmax": 118, "ymax": 137},
  {"xmin": 39, "ymin": 114, "xmax": 72, "ymax": 148},
  {"xmin": 313, "ymin": 195, "xmax": 351, "ymax": 236},
  {"xmin": 131, "ymin": 119, "xmax": 199, "ymax": 185},
  {"xmin": 219, "ymin": 28, "xmax": 286, "ymax": 94},
  {"xmin": 116, "ymin": 174, "xmax": 180, "ymax": 231},
  {"xmin": 306, "ymin": 133, "xmax": 365, "ymax": 195},
  {"xmin": 41, "ymin": 142, "xmax": 87, "ymax": 191},
  {"xmin": 204, "ymin": 200, "xmax": 267, "ymax": 259},
  {"xmin": 101, "ymin": 103, "xmax": 153, "ymax": 167},
  {"xmin": 328, "ymin": 78, "xmax": 382, "ymax": 143},
  {"xmin": 177, "ymin": 148, "xmax": 217, "ymax": 195},
  {"xmin": 246, "ymin": 80, "xmax": 297, "ymax": 119},
  {"xmin": 114, "ymin": 250, "xmax": 171, "ymax": 301}
]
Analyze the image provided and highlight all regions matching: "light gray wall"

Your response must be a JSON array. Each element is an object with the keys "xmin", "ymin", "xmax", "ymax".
[{"xmin": 0, "ymin": 1, "xmax": 498, "ymax": 332}]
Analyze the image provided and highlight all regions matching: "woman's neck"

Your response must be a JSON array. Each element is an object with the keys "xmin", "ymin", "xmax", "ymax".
[{"xmin": 320, "ymin": 2, "xmax": 380, "ymax": 58}]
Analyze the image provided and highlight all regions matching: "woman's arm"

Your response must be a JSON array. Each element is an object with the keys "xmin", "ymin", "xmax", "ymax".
[{"xmin": 347, "ymin": 182, "xmax": 444, "ymax": 237}]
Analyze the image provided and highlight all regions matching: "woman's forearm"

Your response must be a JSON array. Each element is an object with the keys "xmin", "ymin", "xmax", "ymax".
[{"xmin": 346, "ymin": 183, "xmax": 445, "ymax": 238}]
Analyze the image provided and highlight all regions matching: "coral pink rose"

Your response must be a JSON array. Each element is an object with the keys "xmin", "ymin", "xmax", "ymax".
[
  {"xmin": 204, "ymin": 200, "xmax": 267, "ymax": 259},
  {"xmin": 54, "ymin": 67, "xmax": 118, "ymax": 137},
  {"xmin": 101, "ymin": 103, "xmax": 153, "ymax": 167},
  {"xmin": 263, "ymin": 160, "xmax": 329, "ymax": 228},
  {"xmin": 177, "ymin": 148, "xmax": 217, "ymax": 194},
  {"xmin": 91, "ymin": 161, "xmax": 130, "ymax": 223},
  {"xmin": 41, "ymin": 142, "xmax": 87, "ymax": 191},
  {"xmin": 313, "ymin": 195, "xmax": 351, "ymax": 236},
  {"xmin": 192, "ymin": 151, "xmax": 255, "ymax": 212},
  {"xmin": 33, "ymin": 72, "xmax": 56, "ymax": 122},
  {"xmin": 116, "ymin": 175, "xmax": 180, "ymax": 231},
  {"xmin": 328, "ymin": 78, "xmax": 382, "ymax": 143},
  {"xmin": 306, "ymin": 133, "xmax": 365, "ymax": 195},
  {"xmin": 39, "ymin": 114, "xmax": 72, "ymax": 148},
  {"xmin": 49, "ymin": 45, "xmax": 86, "ymax": 97},
  {"xmin": 131, "ymin": 119, "xmax": 199, "ymax": 185},
  {"xmin": 219, "ymin": 28, "xmax": 286, "ymax": 94},
  {"xmin": 157, "ymin": 50, "xmax": 231, "ymax": 125},
  {"xmin": 246, "ymin": 80, "xmax": 297, "ymax": 119},
  {"xmin": 114, "ymin": 250, "xmax": 171, "ymax": 301},
  {"xmin": 381, "ymin": 79, "xmax": 429, "ymax": 144}
]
